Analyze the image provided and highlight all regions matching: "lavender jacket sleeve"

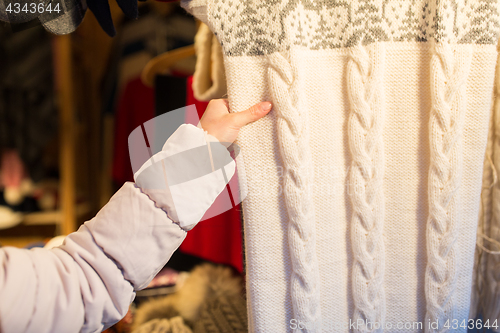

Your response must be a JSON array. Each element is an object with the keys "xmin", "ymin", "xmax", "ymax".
[{"xmin": 0, "ymin": 124, "xmax": 235, "ymax": 333}]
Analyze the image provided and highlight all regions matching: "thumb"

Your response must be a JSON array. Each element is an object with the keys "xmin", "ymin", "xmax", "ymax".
[{"xmin": 231, "ymin": 102, "xmax": 272, "ymax": 128}]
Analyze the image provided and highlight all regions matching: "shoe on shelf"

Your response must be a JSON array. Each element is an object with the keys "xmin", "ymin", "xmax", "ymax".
[{"xmin": 0, "ymin": 205, "xmax": 23, "ymax": 230}]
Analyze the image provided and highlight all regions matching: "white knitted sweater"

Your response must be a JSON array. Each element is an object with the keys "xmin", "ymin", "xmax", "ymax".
[{"xmin": 182, "ymin": 1, "xmax": 500, "ymax": 332}]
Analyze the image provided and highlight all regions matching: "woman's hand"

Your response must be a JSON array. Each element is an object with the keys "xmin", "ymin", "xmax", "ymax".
[{"xmin": 199, "ymin": 99, "xmax": 272, "ymax": 144}]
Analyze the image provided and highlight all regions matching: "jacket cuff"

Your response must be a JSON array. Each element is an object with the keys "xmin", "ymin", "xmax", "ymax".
[
  {"xmin": 81, "ymin": 182, "xmax": 186, "ymax": 291},
  {"xmin": 134, "ymin": 124, "xmax": 235, "ymax": 231}
]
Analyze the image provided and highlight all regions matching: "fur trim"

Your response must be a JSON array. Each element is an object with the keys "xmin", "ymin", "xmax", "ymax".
[
  {"xmin": 132, "ymin": 264, "xmax": 244, "ymax": 331},
  {"xmin": 132, "ymin": 317, "xmax": 193, "ymax": 333}
]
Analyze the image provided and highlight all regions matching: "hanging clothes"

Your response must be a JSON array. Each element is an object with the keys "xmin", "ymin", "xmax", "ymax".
[
  {"xmin": 179, "ymin": 76, "xmax": 243, "ymax": 274},
  {"xmin": 112, "ymin": 77, "xmax": 155, "ymax": 186},
  {"xmin": 109, "ymin": 4, "xmax": 197, "ymax": 186},
  {"xmin": 181, "ymin": 1, "xmax": 500, "ymax": 332},
  {"xmin": 471, "ymin": 46, "xmax": 500, "ymax": 328}
]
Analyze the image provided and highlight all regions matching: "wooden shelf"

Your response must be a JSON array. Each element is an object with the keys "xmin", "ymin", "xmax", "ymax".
[{"xmin": 23, "ymin": 202, "xmax": 91, "ymax": 226}]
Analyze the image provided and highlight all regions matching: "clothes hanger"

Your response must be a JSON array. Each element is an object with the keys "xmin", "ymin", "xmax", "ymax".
[
  {"xmin": 140, "ymin": 44, "xmax": 195, "ymax": 87},
  {"xmin": 141, "ymin": 19, "xmax": 202, "ymax": 87}
]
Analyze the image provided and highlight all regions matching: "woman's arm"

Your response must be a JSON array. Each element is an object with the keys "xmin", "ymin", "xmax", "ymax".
[
  {"xmin": 0, "ymin": 99, "xmax": 272, "ymax": 333},
  {"xmin": 0, "ymin": 181, "xmax": 184, "ymax": 333}
]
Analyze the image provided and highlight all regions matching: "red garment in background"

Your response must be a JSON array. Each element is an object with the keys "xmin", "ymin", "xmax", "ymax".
[
  {"xmin": 180, "ymin": 76, "xmax": 243, "ymax": 273},
  {"xmin": 1, "ymin": 150, "xmax": 26, "ymax": 188},
  {"xmin": 112, "ymin": 77, "xmax": 155, "ymax": 185},
  {"xmin": 112, "ymin": 75, "xmax": 243, "ymax": 273}
]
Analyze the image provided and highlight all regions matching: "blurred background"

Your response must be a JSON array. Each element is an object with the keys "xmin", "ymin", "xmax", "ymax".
[
  {"xmin": 0, "ymin": 3, "xmax": 246, "ymax": 332},
  {"xmin": 0, "ymin": 1, "xmax": 198, "ymax": 244}
]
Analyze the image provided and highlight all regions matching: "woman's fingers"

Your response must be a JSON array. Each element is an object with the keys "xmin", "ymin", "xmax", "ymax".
[
  {"xmin": 199, "ymin": 99, "xmax": 272, "ymax": 144},
  {"xmin": 230, "ymin": 102, "xmax": 272, "ymax": 129}
]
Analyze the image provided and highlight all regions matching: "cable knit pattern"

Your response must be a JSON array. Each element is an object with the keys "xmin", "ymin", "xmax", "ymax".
[
  {"xmin": 347, "ymin": 43, "xmax": 386, "ymax": 333},
  {"xmin": 267, "ymin": 51, "xmax": 322, "ymax": 332},
  {"xmin": 180, "ymin": 1, "xmax": 500, "ymax": 332},
  {"xmin": 425, "ymin": 41, "xmax": 472, "ymax": 333}
]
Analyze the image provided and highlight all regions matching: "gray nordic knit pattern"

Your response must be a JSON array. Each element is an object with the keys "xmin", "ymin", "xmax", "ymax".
[
  {"xmin": 210, "ymin": 0, "xmax": 499, "ymax": 56},
  {"xmin": 182, "ymin": 0, "xmax": 500, "ymax": 332}
]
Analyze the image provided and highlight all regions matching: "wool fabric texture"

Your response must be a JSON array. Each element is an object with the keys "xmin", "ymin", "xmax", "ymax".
[
  {"xmin": 192, "ymin": 22, "xmax": 227, "ymax": 101},
  {"xmin": 181, "ymin": 1, "xmax": 500, "ymax": 332}
]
